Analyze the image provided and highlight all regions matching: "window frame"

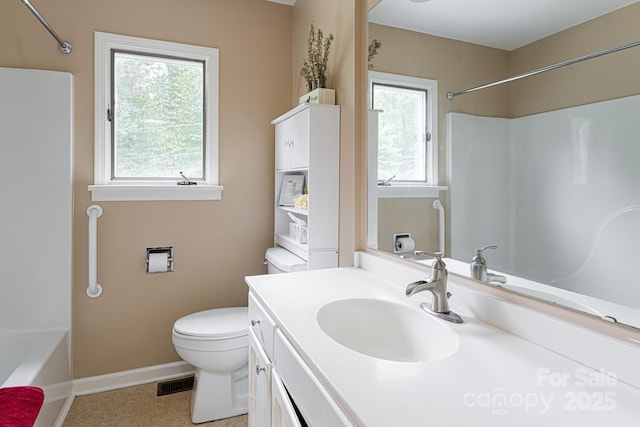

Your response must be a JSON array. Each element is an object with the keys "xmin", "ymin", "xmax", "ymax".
[
  {"xmin": 369, "ymin": 71, "xmax": 443, "ymax": 198},
  {"xmin": 91, "ymin": 32, "xmax": 221, "ymax": 201}
]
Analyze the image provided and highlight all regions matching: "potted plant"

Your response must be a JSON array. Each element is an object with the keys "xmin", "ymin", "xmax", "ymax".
[
  {"xmin": 299, "ymin": 23, "xmax": 335, "ymax": 105},
  {"xmin": 368, "ymin": 39, "xmax": 382, "ymax": 69}
]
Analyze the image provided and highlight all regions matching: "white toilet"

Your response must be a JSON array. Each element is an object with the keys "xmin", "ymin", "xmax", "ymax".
[
  {"xmin": 171, "ymin": 247, "xmax": 306, "ymax": 423},
  {"xmin": 172, "ymin": 307, "xmax": 249, "ymax": 423}
]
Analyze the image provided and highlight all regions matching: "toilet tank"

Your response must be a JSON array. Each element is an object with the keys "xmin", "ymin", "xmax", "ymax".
[{"xmin": 265, "ymin": 247, "xmax": 307, "ymax": 274}]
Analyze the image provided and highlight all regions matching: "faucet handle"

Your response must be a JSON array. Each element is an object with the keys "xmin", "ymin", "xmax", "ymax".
[
  {"xmin": 473, "ymin": 245, "xmax": 497, "ymax": 263},
  {"xmin": 415, "ymin": 250, "xmax": 443, "ymax": 260},
  {"xmin": 478, "ymin": 245, "xmax": 498, "ymax": 254},
  {"xmin": 414, "ymin": 251, "xmax": 445, "ymax": 269}
]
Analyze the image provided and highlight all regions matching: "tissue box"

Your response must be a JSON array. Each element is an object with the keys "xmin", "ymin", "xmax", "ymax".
[
  {"xmin": 289, "ymin": 223, "xmax": 308, "ymax": 244},
  {"xmin": 294, "ymin": 224, "xmax": 307, "ymax": 244}
]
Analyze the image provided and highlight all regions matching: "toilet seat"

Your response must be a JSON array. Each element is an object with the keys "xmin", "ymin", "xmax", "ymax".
[{"xmin": 173, "ymin": 307, "xmax": 248, "ymax": 340}]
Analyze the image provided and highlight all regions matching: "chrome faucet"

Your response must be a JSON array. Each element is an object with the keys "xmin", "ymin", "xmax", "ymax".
[
  {"xmin": 470, "ymin": 245, "xmax": 507, "ymax": 284},
  {"xmin": 406, "ymin": 251, "xmax": 463, "ymax": 323}
]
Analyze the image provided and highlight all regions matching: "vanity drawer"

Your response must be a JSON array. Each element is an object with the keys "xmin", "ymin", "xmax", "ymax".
[
  {"xmin": 249, "ymin": 293, "xmax": 277, "ymax": 360},
  {"xmin": 274, "ymin": 330, "xmax": 353, "ymax": 427}
]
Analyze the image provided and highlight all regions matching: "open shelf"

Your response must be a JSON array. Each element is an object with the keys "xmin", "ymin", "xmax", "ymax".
[{"xmin": 277, "ymin": 206, "xmax": 309, "ymax": 216}]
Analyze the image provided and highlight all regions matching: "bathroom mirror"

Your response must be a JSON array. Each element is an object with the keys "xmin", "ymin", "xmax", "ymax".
[{"xmin": 366, "ymin": 0, "xmax": 640, "ymax": 328}]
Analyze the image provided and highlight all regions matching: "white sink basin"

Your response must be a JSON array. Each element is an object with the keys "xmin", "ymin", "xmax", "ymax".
[{"xmin": 317, "ymin": 298, "xmax": 460, "ymax": 362}]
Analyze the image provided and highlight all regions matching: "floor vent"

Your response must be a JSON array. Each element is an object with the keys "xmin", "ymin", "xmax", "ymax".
[{"xmin": 156, "ymin": 376, "xmax": 194, "ymax": 396}]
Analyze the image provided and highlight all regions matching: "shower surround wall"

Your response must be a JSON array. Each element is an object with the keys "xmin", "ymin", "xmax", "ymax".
[
  {"xmin": 0, "ymin": 67, "xmax": 73, "ymax": 426},
  {"xmin": 448, "ymin": 94, "xmax": 640, "ymax": 309},
  {"xmin": 0, "ymin": 67, "xmax": 73, "ymax": 331}
]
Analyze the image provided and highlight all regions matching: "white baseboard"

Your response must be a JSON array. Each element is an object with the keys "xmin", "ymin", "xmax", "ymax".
[{"xmin": 72, "ymin": 361, "xmax": 195, "ymax": 396}]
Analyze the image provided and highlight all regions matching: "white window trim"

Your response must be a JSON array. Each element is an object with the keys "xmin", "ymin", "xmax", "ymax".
[
  {"xmin": 90, "ymin": 32, "xmax": 222, "ymax": 201},
  {"xmin": 377, "ymin": 184, "xmax": 448, "ymax": 199},
  {"xmin": 369, "ymin": 71, "xmax": 439, "ymax": 198}
]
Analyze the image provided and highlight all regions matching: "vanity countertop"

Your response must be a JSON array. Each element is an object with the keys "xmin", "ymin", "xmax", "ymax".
[{"xmin": 246, "ymin": 263, "xmax": 640, "ymax": 426}]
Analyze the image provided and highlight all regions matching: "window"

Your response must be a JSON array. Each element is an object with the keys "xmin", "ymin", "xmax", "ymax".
[
  {"xmin": 112, "ymin": 52, "xmax": 204, "ymax": 180},
  {"xmin": 91, "ymin": 32, "xmax": 221, "ymax": 201},
  {"xmin": 369, "ymin": 71, "xmax": 440, "ymax": 197}
]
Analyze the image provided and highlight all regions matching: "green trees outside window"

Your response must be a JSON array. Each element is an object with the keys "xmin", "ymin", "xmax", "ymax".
[
  {"xmin": 372, "ymin": 83, "xmax": 428, "ymax": 182},
  {"xmin": 113, "ymin": 52, "xmax": 204, "ymax": 180}
]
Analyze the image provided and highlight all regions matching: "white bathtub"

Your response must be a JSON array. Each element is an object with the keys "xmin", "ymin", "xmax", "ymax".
[{"xmin": 1, "ymin": 329, "xmax": 72, "ymax": 427}]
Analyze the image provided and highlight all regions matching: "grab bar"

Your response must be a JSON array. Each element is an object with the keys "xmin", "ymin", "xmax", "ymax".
[
  {"xmin": 87, "ymin": 205, "xmax": 103, "ymax": 298},
  {"xmin": 433, "ymin": 200, "xmax": 445, "ymax": 255}
]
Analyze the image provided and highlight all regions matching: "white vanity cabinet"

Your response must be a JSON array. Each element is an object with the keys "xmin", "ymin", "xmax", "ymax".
[
  {"xmin": 248, "ymin": 292, "xmax": 352, "ymax": 427},
  {"xmin": 249, "ymin": 294, "xmax": 276, "ymax": 427},
  {"xmin": 271, "ymin": 104, "xmax": 340, "ymax": 270}
]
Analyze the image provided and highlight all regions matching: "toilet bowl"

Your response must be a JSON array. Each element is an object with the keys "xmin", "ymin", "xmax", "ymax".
[{"xmin": 172, "ymin": 307, "xmax": 249, "ymax": 423}]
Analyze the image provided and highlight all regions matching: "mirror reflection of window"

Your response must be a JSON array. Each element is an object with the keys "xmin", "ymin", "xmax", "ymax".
[
  {"xmin": 369, "ymin": 72, "xmax": 437, "ymax": 185},
  {"xmin": 372, "ymin": 84, "xmax": 426, "ymax": 181}
]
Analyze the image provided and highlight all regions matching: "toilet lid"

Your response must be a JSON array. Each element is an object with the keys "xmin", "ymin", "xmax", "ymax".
[{"xmin": 173, "ymin": 307, "xmax": 248, "ymax": 339}]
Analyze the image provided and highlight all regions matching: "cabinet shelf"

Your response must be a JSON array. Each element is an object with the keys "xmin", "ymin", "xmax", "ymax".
[{"xmin": 277, "ymin": 206, "xmax": 309, "ymax": 216}]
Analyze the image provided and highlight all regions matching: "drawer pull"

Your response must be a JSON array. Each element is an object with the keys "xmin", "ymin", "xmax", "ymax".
[
  {"xmin": 256, "ymin": 365, "xmax": 266, "ymax": 376},
  {"xmin": 251, "ymin": 319, "xmax": 261, "ymax": 327}
]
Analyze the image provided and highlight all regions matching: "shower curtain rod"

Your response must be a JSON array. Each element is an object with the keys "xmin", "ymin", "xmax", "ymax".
[
  {"xmin": 447, "ymin": 38, "xmax": 640, "ymax": 100},
  {"xmin": 21, "ymin": 0, "xmax": 72, "ymax": 54}
]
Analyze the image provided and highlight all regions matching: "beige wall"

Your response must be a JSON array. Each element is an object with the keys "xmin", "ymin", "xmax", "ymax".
[
  {"xmin": 377, "ymin": 199, "xmax": 439, "ymax": 254},
  {"xmin": 509, "ymin": 2, "xmax": 640, "ymax": 117},
  {"xmin": 1, "ymin": 0, "xmax": 292, "ymax": 378},
  {"xmin": 292, "ymin": 0, "xmax": 365, "ymax": 264}
]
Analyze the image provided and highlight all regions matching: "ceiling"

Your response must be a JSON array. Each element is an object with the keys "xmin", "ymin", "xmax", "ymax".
[{"xmin": 369, "ymin": 0, "xmax": 640, "ymax": 51}]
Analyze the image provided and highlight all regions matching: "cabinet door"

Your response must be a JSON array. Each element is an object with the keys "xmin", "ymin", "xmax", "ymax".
[
  {"xmin": 271, "ymin": 370, "xmax": 303, "ymax": 427},
  {"xmin": 288, "ymin": 109, "xmax": 309, "ymax": 169},
  {"xmin": 274, "ymin": 123, "xmax": 291, "ymax": 171},
  {"xmin": 249, "ymin": 331, "xmax": 272, "ymax": 427}
]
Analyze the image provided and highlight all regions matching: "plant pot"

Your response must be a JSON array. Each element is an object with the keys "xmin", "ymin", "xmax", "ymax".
[{"xmin": 299, "ymin": 88, "xmax": 336, "ymax": 105}]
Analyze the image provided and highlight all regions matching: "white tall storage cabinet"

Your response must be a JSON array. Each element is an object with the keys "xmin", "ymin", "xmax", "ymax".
[{"xmin": 271, "ymin": 103, "xmax": 340, "ymax": 270}]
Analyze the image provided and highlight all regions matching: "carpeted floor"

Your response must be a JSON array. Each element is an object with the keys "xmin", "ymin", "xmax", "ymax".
[{"xmin": 62, "ymin": 382, "xmax": 247, "ymax": 427}]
